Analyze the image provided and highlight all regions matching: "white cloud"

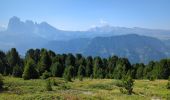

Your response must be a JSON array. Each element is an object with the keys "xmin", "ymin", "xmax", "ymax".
[
  {"xmin": 99, "ymin": 19, "xmax": 109, "ymax": 25},
  {"xmin": 90, "ymin": 18, "xmax": 110, "ymax": 29}
]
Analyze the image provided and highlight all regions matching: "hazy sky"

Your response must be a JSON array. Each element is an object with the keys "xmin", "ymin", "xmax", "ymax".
[{"xmin": 0, "ymin": 0, "xmax": 170, "ymax": 30}]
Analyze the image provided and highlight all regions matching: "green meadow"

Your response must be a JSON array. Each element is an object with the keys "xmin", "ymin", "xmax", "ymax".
[{"xmin": 0, "ymin": 76, "xmax": 169, "ymax": 100}]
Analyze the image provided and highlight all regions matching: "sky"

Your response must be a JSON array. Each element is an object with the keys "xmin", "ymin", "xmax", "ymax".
[{"xmin": 0, "ymin": 0, "xmax": 170, "ymax": 31}]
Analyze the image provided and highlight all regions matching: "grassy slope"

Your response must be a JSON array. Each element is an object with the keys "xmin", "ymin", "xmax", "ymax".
[{"xmin": 0, "ymin": 77, "xmax": 169, "ymax": 100}]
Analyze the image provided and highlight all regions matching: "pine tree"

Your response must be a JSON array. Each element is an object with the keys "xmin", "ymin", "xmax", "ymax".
[
  {"xmin": 6, "ymin": 48, "xmax": 21, "ymax": 74},
  {"xmin": 12, "ymin": 64, "xmax": 23, "ymax": 77},
  {"xmin": 78, "ymin": 65, "xmax": 85, "ymax": 81},
  {"xmin": 50, "ymin": 62, "xmax": 63, "ymax": 77},
  {"xmin": 37, "ymin": 49, "xmax": 52, "ymax": 75},
  {"xmin": 22, "ymin": 59, "xmax": 39, "ymax": 80},
  {"xmin": 63, "ymin": 66, "xmax": 74, "ymax": 82},
  {"xmin": 85, "ymin": 56, "xmax": 93, "ymax": 77},
  {"xmin": 121, "ymin": 75, "xmax": 134, "ymax": 95}
]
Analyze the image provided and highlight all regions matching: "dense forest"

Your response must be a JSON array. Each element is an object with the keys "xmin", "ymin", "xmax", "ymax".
[{"xmin": 0, "ymin": 48, "xmax": 170, "ymax": 81}]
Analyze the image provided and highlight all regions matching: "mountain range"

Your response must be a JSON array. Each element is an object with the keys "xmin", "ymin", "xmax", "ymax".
[{"xmin": 1, "ymin": 16, "xmax": 170, "ymax": 63}]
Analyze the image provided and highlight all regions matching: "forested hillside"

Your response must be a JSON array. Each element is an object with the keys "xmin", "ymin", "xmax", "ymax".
[{"xmin": 0, "ymin": 48, "xmax": 170, "ymax": 80}]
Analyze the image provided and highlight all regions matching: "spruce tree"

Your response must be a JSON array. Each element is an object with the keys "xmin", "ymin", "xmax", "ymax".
[
  {"xmin": 22, "ymin": 59, "xmax": 39, "ymax": 80},
  {"xmin": 63, "ymin": 66, "xmax": 74, "ymax": 82},
  {"xmin": 121, "ymin": 75, "xmax": 134, "ymax": 95},
  {"xmin": 12, "ymin": 64, "xmax": 23, "ymax": 77},
  {"xmin": 78, "ymin": 65, "xmax": 85, "ymax": 81}
]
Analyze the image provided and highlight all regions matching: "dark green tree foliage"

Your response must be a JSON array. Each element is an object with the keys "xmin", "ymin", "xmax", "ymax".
[
  {"xmin": 22, "ymin": 59, "xmax": 39, "ymax": 80},
  {"xmin": 135, "ymin": 63, "xmax": 145, "ymax": 79},
  {"xmin": 158, "ymin": 59, "xmax": 170, "ymax": 79},
  {"xmin": 65, "ymin": 54, "xmax": 76, "ymax": 77},
  {"xmin": 121, "ymin": 75, "xmax": 134, "ymax": 95},
  {"xmin": 106, "ymin": 56, "xmax": 118, "ymax": 78},
  {"xmin": 113, "ymin": 58, "xmax": 132, "ymax": 79},
  {"xmin": 50, "ymin": 62, "xmax": 63, "ymax": 77},
  {"xmin": 143, "ymin": 61, "xmax": 155, "ymax": 79},
  {"xmin": 37, "ymin": 49, "xmax": 52, "ymax": 75},
  {"xmin": 2, "ymin": 48, "xmax": 170, "ymax": 80},
  {"xmin": 0, "ymin": 74, "xmax": 4, "ymax": 90},
  {"xmin": 12, "ymin": 64, "xmax": 22, "ymax": 77},
  {"xmin": 78, "ymin": 65, "xmax": 85, "ymax": 80},
  {"xmin": 93, "ymin": 57, "xmax": 104, "ymax": 78},
  {"xmin": 66, "ymin": 53, "xmax": 75, "ymax": 66},
  {"xmin": 0, "ymin": 51, "xmax": 8, "ymax": 74},
  {"xmin": 85, "ymin": 56, "xmax": 93, "ymax": 77},
  {"xmin": 25, "ymin": 49, "xmax": 40, "ymax": 64},
  {"xmin": 63, "ymin": 66, "xmax": 74, "ymax": 82},
  {"xmin": 167, "ymin": 76, "xmax": 170, "ymax": 89},
  {"xmin": 6, "ymin": 48, "xmax": 21, "ymax": 74},
  {"xmin": 41, "ymin": 70, "xmax": 51, "ymax": 79}
]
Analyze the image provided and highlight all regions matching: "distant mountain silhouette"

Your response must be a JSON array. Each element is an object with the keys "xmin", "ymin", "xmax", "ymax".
[{"xmin": 1, "ymin": 16, "xmax": 170, "ymax": 63}]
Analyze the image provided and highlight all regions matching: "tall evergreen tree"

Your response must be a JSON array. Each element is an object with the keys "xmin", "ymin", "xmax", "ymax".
[
  {"xmin": 37, "ymin": 49, "xmax": 51, "ymax": 75},
  {"xmin": 12, "ymin": 64, "xmax": 23, "ymax": 77},
  {"xmin": 85, "ymin": 56, "xmax": 93, "ymax": 77},
  {"xmin": 50, "ymin": 62, "xmax": 63, "ymax": 77},
  {"xmin": 93, "ymin": 57, "xmax": 104, "ymax": 78},
  {"xmin": 6, "ymin": 48, "xmax": 21, "ymax": 74},
  {"xmin": 22, "ymin": 59, "xmax": 39, "ymax": 80},
  {"xmin": 63, "ymin": 66, "xmax": 74, "ymax": 82}
]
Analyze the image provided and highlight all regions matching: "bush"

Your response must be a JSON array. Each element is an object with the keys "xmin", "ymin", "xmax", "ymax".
[
  {"xmin": 79, "ymin": 75, "xmax": 83, "ymax": 81},
  {"xmin": 63, "ymin": 66, "xmax": 73, "ymax": 82},
  {"xmin": 45, "ymin": 79, "xmax": 52, "ymax": 91},
  {"xmin": 60, "ymin": 83, "xmax": 70, "ymax": 90},
  {"xmin": 167, "ymin": 76, "xmax": 170, "ymax": 89},
  {"xmin": 0, "ymin": 74, "xmax": 4, "ymax": 90},
  {"xmin": 166, "ymin": 82, "xmax": 170, "ymax": 89},
  {"xmin": 121, "ymin": 75, "xmax": 134, "ymax": 95},
  {"xmin": 41, "ymin": 71, "xmax": 51, "ymax": 79},
  {"xmin": 149, "ymin": 75, "xmax": 156, "ymax": 81}
]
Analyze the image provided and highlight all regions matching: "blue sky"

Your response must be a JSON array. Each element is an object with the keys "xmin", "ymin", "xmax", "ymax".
[{"xmin": 0, "ymin": 0, "xmax": 170, "ymax": 30}]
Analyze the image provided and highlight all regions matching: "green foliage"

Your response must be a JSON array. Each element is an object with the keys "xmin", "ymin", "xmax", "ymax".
[
  {"xmin": 135, "ymin": 63, "xmax": 144, "ymax": 79},
  {"xmin": 37, "ymin": 49, "xmax": 52, "ymax": 75},
  {"xmin": 12, "ymin": 65, "xmax": 23, "ymax": 77},
  {"xmin": 50, "ymin": 62, "xmax": 63, "ymax": 77},
  {"xmin": 0, "ymin": 74, "xmax": 4, "ymax": 90},
  {"xmin": 121, "ymin": 75, "xmax": 134, "ymax": 95},
  {"xmin": 85, "ymin": 56, "xmax": 93, "ymax": 77},
  {"xmin": 78, "ymin": 65, "xmax": 85, "ymax": 79},
  {"xmin": 6, "ymin": 48, "xmax": 21, "ymax": 74},
  {"xmin": 63, "ymin": 66, "xmax": 74, "ymax": 82},
  {"xmin": 22, "ymin": 59, "xmax": 39, "ymax": 80},
  {"xmin": 167, "ymin": 76, "xmax": 170, "ymax": 89},
  {"xmin": 1, "ymin": 48, "xmax": 170, "ymax": 80},
  {"xmin": 113, "ymin": 58, "xmax": 132, "ymax": 79},
  {"xmin": 45, "ymin": 79, "xmax": 52, "ymax": 91},
  {"xmin": 93, "ymin": 57, "xmax": 104, "ymax": 79},
  {"xmin": 149, "ymin": 75, "xmax": 156, "ymax": 81},
  {"xmin": 41, "ymin": 70, "xmax": 51, "ymax": 79}
]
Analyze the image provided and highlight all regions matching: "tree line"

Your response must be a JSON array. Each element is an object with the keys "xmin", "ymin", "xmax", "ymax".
[{"xmin": 0, "ymin": 48, "xmax": 170, "ymax": 81}]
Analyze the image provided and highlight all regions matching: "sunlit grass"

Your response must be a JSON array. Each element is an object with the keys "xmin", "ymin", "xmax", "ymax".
[{"xmin": 0, "ymin": 76, "xmax": 169, "ymax": 100}]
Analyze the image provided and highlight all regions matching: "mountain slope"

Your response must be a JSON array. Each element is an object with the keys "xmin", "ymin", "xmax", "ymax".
[{"xmin": 46, "ymin": 34, "xmax": 169, "ymax": 63}]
